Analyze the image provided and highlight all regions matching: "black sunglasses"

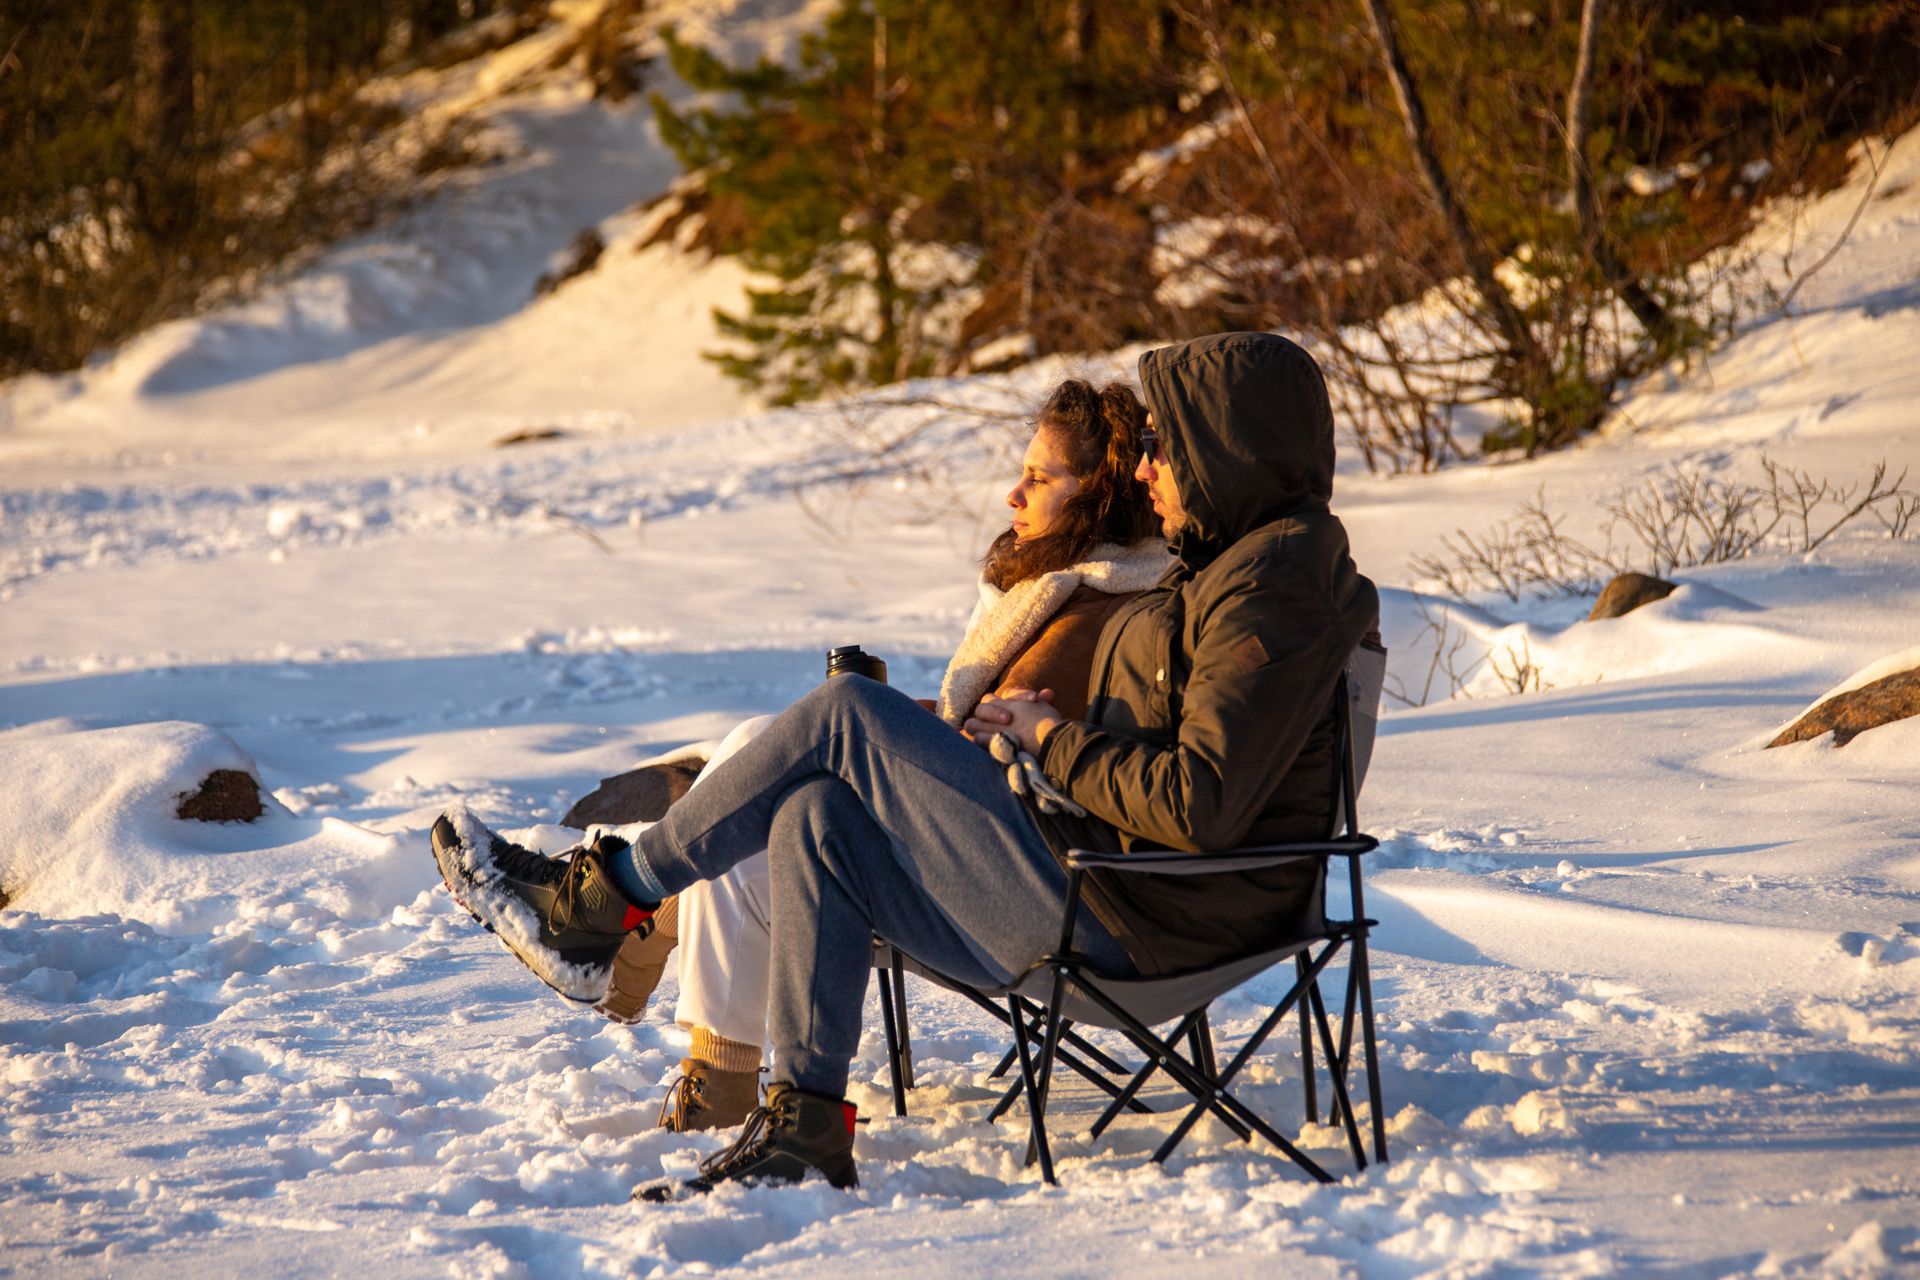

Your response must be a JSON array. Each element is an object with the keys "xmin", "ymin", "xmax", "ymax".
[{"xmin": 1139, "ymin": 427, "xmax": 1160, "ymax": 465}]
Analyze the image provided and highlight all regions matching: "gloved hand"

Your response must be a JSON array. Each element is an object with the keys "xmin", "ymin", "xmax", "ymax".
[{"xmin": 988, "ymin": 732, "xmax": 1086, "ymax": 818}]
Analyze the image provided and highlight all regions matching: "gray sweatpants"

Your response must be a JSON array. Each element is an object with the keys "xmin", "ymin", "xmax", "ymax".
[{"xmin": 633, "ymin": 675, "xmax": 1134, "ymax": 1097}]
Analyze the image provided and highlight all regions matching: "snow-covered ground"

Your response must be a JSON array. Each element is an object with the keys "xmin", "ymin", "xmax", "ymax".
[{"xmin": 4, "ymin": 9, "xmax": 1919, "ymax": 1272}]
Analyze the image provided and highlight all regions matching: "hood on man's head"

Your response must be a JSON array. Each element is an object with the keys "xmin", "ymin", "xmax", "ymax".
[{"xmin": 1137, "ymin": 332, "xmax": 1335, "ymax": 554}]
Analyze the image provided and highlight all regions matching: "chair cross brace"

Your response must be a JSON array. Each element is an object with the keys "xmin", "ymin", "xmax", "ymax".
[{"xmin": 1011, "ymin": 938, "xmax": 1339, "ymax": 1186}]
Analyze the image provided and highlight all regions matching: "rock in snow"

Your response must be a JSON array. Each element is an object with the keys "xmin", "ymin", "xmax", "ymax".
[
  {"xmin": 561, "ymin": 759, "xmax": 704, "ymax": 828},
  {"xmin": 174, "ymin": 769, "xmax": 265, "ymax": 822},
  {"xmin": 0, "ymin": 720, "xmax": 423, "ymax": 929},
  {"xmin": 1770, "ymin": 664, "xmax": 1920, "ymax": 748},
  {"xmin": 1587, "ymin": 571, "xmax": 1679, "ymax": 620}
]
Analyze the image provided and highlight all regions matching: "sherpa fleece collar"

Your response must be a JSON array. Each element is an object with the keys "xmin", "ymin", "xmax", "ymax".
[{"xmin": 935, "ymin": 541, "xmax": 1173, "ymax": 725}]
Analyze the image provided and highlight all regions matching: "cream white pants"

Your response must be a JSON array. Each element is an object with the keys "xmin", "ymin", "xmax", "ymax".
[{"xmin": 672, "ymin": 715, "xmax": 776, "ymax": 1054}]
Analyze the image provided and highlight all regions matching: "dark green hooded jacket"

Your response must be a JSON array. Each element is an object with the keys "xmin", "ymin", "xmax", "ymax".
[{"xmin": 1033, "ymin": 332, "xmax": 1380, "ymax": 975}]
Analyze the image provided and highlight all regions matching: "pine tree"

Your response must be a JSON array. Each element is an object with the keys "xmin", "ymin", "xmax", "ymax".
[
  {"xmin": 654, "ymin": 7, "xmax": 955, "ymax": 403},
  {"xmin": 651, "ymin": 0, "xmax": 1197, "ymax": 403}
]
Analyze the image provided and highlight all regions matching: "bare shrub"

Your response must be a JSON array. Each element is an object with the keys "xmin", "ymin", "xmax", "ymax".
[
  {"xmin": 1409, "ymin": 489, "xmax": 1611, "ymax": 602},
  {"xmin": 1488, "ymin": 635, "xmax": 1551, "ymax": 696},
  {"xmin": 1414, "ymin": 456, "xmax": 1920, "ymax": 601},
  {"xmin": 788, "ymin": 385, "xmax": 1037, "ymax": 539},
  {"xmin": 1383, "ymin": 600, "xmax": 1482, "ymax": 708}
]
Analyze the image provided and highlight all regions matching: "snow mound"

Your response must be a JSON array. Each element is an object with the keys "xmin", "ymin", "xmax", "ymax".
[
  {"xmin": 1378, "ymin": 582, "xmax": 1796, "ymax": 706},
  {"xmin": 1794, "ymin": 643, "xmax": 1920, "ymax": 707},
  {"xmin": 0, "ymin": 719, "xmax": 428, "ymax": 931}
]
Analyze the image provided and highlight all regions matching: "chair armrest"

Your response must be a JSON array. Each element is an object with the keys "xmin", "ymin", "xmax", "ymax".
[{"xmin": 1063, "ymin": 836, "xmax": 1378, "ymax": 877}]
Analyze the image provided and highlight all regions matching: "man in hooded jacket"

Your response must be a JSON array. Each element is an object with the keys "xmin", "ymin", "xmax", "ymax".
[
  {"xmin": 988, "ymin": 330, "xmax": 1382, "ymax": 974},
  {"xmin": 431, "ymin": 331, "xmax": 1379, "ymax": 1199}
]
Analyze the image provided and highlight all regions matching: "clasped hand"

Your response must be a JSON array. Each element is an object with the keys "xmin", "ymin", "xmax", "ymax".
[{"xmin": 963, "ymin": 687, "xmax": 1063, "ymax": 757}]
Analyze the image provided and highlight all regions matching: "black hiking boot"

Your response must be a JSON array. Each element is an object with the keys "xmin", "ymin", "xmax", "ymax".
[
  {"xmin": 430, "ymin": 806, "xmax": 655, "ymax": 1002},
  {"xmin": 634, "ymin": 1084, "xmax": 859, "ymax": 1202}
]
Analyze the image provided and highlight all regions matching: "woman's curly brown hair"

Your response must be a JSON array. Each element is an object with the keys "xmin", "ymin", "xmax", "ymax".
[{"xmin": 983, "ymin": 379, "xmax": 1157, "ymax": 590}]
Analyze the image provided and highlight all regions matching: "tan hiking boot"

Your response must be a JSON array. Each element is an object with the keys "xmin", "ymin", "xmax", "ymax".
[
  {"xmin": 595, "ymin": 896, "xmax": 679, "ymax": 1024},
  {"xmin": 657, "ymin": 1057, "xmax": 761, "ymax": 1133}
]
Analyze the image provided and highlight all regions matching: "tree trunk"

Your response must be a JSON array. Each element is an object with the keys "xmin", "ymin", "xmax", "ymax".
[
  {"xmin": 407, "ymin": 0, "xmax": 460, "ymax": 58},
  {"xmin": 1565, "ymin": 0, "xmax": 1672, "ymax": 342},
  {"xmin": 1060, "ymin": 0, "xmax": 1095, "ymax": 179},
  {"xmin": 868, "ymin": 11, "xmax": 901, "ymax": 380},
  {"xmin": 133, "ymin": 0, "xmax": 197, "ymax": 246},
  {"xmin": 1357, "ymin": 0, "xmax": 1548, "ymax": 390},
  {"xmin": 295, "ymin": 0, "xmax": 316, "ymax": 174}
]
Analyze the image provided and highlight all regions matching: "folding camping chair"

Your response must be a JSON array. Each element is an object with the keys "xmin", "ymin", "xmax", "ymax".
[{"xmin": 875, "ymin": 640, "xmax": 1389, "ymax": 1185}]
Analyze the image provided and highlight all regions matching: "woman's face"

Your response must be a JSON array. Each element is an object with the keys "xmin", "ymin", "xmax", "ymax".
[{"xmin": 1006, "ymin": 426, "xmax": 1082, "ymax": 543}]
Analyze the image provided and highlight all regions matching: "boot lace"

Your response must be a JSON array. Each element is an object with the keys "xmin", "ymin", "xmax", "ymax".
[
  {"xmin": 696, "ymin": 1091, "xmax": 793, "ymax": 1182},
  {"xmin": 551, "ymin": 845, "xmax": 596, "ymax": 932},
  {"xmin": 484, "ymin": 835, "xmax": 575, "ymax": 891},
  {"xmin": 657, "ymin": 1071, "xmax": 708, "ymax": 1132},
  {"xmin": 549, "ymin": 835, "xmax": 626, "ymax": 934}
]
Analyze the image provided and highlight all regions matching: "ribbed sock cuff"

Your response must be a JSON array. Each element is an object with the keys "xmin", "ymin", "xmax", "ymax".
[
  {"xmin": 651, "ymin": 893, "xmax": 680, "ymax": 942},
  {"xmin": 690, "ymin": 1026, "xmax": 763, "ymax": 1074},
  {"xmin": 609, "ymin": 840, "xmax": 668, "ymax": 905}
]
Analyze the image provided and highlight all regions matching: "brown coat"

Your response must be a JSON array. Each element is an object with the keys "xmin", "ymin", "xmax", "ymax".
[{"xmin": 989, "ymin": 584, "xmax": 1134, "ymax": 721}]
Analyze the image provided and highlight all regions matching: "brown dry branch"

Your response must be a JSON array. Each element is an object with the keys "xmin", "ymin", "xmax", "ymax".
[
  {"xmin": 1409, "ymin": 487, "xmax": 1610, "ymax": 602},
  {"xmin": 1416, "ymin": 456, "xmax": 1919, "ymax": 600},
  {"xmin": 1874, "ymin": 493, "xmax": 1920, "ymax": 540},
  {"xmin": 1603, "ymin": 469, "xmax": 1775, "ymax": 574},
  {"xmin": 1174, "ymin": 21, "xmax": 1464, "ymax": 474},
  {"xmin": 1383, "ymin": 600, "xmax": 1484, "ymax": 708},
  {"xmin": 1488, "ymin": 635, "xmax": 1551, "ymax": 696},
  {"xmin": 788, "ymin": 386, "xmax": 1035, "ymax": 539},
  {"xmin": 1770, "ymin": 138, "xmax": 1889, "ymax": 319},
  {"xmin": 1787, "ymin": 459, "xmax": 1912, "ymax": 553}
]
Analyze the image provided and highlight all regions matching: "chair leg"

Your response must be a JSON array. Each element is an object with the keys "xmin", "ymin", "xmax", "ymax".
[
  {"xmin": 1190, "ymin": 1020, "xmax": 1251, "ymax": 1143},
  {"xmin": 1013, "ymin": 998, "xmax": 1129, "ymax": 1075},
  {"xmin": 891, "ymin": 950, "xmax": 914, "ymax": 1090},
  {"xmin": 1296, "ymin": 952, "xmax": 1319, "ymax": 1123},
  {"xmin": 991, "ymin": 999, "xmax": 1149, "ymax": 1125},
  {"xmin": 1087, "ymin": 1054, "xmax": 1165, "ymax": 1140},
  {"xmin": 1127, "ymin": 957, "xmax": 1338, "ymax": 1179},
  {"xmin": 1086, "ymin": 1010, "xmax": 1222, "ymax": 1141},
  {"xmin": 875, "ymin": 964, "xmax": 909, "ymax": 1118},
  {"xmin": 1006, "ymin": 994, "xmax": 1056, "ymax": 1184},
  {"xmin": 1335, "ymin": 955, "xmax": 1357, "ymax": 1114},
  {"xmin": 1191, "ymin": 1017, "xmax": 1216, "ymax": 1078},
  {"xmin": 1057, "ymin": 1020, "xmax": 1130, "ymax": 1076},
  {"xmin": 1141, "ymin": 1023, "xmax": 1333, "ymax": 1183},
  {"xmin": 1309, "ymin": 973, "xmax": 1366, "ymax": 1170},
  {"xmin": 1192, "ymin": 1012, "xmax": 1253, "ymax": 1143},
  {"xmin": 1353, "ymin": 927, "xmax": 1390, "ymax": 1164}
]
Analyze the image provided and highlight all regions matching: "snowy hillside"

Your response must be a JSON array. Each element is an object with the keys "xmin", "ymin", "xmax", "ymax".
[
  {"xmin": 0, "ymin": 0, "xmax": 840, "ymax": 469},
  {"xmin": 3, "ymin": 18, "xmax": 1920, "ymax": 1272}
]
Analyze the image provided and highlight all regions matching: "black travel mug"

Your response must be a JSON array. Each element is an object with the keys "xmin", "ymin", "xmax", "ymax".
[{"xmin": 825, "ymin": 644, "xmax": 888, "ymax": 685}]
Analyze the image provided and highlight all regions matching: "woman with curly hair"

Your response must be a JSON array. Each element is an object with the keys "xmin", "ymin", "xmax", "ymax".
[{"xmin": 481, "ymin": 378, "xmax": 1169, "ymax": 1132}]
